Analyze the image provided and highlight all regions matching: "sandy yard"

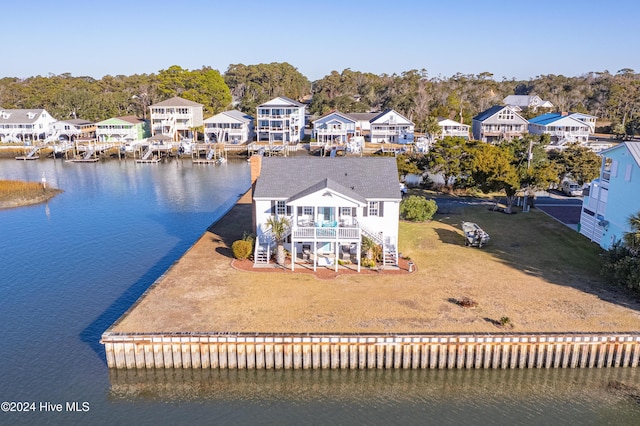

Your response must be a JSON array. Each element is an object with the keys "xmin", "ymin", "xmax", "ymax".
[{"xmin": 111, "ymin": 191, "xmax": 640, "ymax": 334}]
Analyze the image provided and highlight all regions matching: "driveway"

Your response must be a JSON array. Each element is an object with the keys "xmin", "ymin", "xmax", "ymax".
[{"xmin": 534, "ymin": 190, "xmax": 583, "ymax": 228}]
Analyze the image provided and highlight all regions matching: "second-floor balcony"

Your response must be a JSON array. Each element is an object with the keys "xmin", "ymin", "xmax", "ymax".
[
  {"xmin": 315, "ymin": 128, "xmax": 352, "ymax": 135},
  {"xmin": 280, "ymin": 215, "xmax": 363, "ymax": 242}
]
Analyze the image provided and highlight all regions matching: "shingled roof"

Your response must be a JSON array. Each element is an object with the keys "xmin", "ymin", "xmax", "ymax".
[
  {"xmin": 253, "ymin": 157, "xmax": 401, "ymax": 200},
  {"xmin": 151, "ymin": 96, "xmax": 203, "ymax": 107}
]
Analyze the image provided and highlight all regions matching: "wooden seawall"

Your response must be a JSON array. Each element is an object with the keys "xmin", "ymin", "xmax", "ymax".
[{"xmin": 101, "ymin": 332, "xmax": 640, "ymax": 370}]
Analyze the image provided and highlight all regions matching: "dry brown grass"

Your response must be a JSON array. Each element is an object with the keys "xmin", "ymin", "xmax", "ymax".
[
  {"xmin": 0, "ymin": 179, "xmax": 62, "ymax": 208},
  {"xmin": 111, "ymin": 192, "xmax": 640, "ymax": 335}
]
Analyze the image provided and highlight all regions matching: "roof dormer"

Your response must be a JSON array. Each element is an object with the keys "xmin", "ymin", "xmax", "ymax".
[{"xmin": 27, "ymin": 112, "xmax": 36, "ymax": 119}]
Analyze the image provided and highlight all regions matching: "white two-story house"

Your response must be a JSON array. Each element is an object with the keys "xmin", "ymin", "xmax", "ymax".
[
  {"xmin": 0, "ymin": 109, "xmax": 57, "ymax": 143},
  {"xmin": 580, "ymin": 142, "xmax": 640, "ymax": 249},
  {"xmin": 438, "ymin": 118, "xmax": 470, "ymax": 139},
  {"xmin": 369, "ymin": 109, "xmax": 414, "ymax": 144},
  {"xmin": 472, "ymin": 105, "xmax": 529, "ymax": 142},
  {"xmin": 256, "ymin": 96, "xmax": 305, "ymax": 144},
  {"xmin": 149, "ymin": 96, "xmax": 204, "ymax": 142},
  {"xmin": 528, "ymin": 112, "xmax": 592, "ymax": 147},
  {"xmin": 51, "ymin": 119, "xmax": 96, "ymax": 142},
  {"xmin": 203, "ymin": 110, "xmax": 255, "ymax": 143},
  {"xmin": 251, "ymin": 156, "xmax": 401, "ymax": 272}
]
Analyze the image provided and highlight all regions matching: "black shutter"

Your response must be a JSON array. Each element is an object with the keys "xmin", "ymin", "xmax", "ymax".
[
  {"xmin": 363, "ymin": 203, "xmax": 368, "ymax": 217},
  {"xmin": 379, "ymin": 201, "xmax": 384, "ymax": 217},
  {"xmin": 270, "ymin": 201, "xmax": 275, "ymax": 214},
  {"xmin": 286, "ymin": 205, "xmax": 292, "ymax": 215}
]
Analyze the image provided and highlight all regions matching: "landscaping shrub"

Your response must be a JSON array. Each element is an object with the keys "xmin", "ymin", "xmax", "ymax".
[
  {"xmin": 400, "ymin": 196, "xmax": 438, "ymax": 221},
  {"xmin": 232, "ymin": 239, "xmax": 253, "ymax": 260},
  {"xmin": 600, "ymin": 242, "xmax": 640, "ymax": 293}
]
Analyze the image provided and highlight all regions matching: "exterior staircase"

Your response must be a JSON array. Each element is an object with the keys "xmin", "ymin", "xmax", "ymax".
[
  {"xmin": 360, "ymin": 224, "xmax": 398, "ymax": 268},
  {"xmin": 383, "ymin": 237, "xmax": 398, "ymax": 267},
  {"xmin": 253, "ymin": 233, "xmax": 273, "ymax": 266},
  {"xmin": 142, "ymin": 147, "xmax": 154, "ymax": 160}
]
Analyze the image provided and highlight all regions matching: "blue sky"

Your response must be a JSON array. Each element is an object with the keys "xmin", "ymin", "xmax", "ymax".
[{"xmin": 2, "ymin": 0, "xmax": 639, "ymax": 82}]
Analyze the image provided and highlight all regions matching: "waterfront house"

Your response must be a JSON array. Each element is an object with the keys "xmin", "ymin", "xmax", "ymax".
[
  {"xmin": 51, "ymin": 118, "xmax": 96, "ymax": 142},
  {"xmin": 369, "ymin": 109, "xmax": 414, "ymax": 144},
  {"xmin": 346, "ymin": 112, "xmax": 378, "ymax": 139},
  {"xmin": 472, "ymin": 105, "xmax": 529, "ymax": 142},
  {"xmin": 437, "ymin": 118, "xmax": 470, "ymax": 139},
  {"xmin": 256, "ymin": 96, "xmax": 305, "ymax": 144},
  {"xmin": 567, "ymin": 112, "xmax": 597, "ymax": 134},
  {"xmin": 251, "ymin": 156, "xmax": 401, "ymax": 272},
  {"xmin": 95, "ymin": 116, "xmax": 150, "ymax": 143},
  {"xmin": 503, "ymin": 95, "xmax": 554, "ymax": 111},
  {"xmin": 528, "ymin": 112, "xmax": 592, "ymax": 147},
  {"xmin": 0, "ymin": 108, "xmax": 57, "ymax": 143},
  {"xmin": 312, "ymin": 111, "xmax": 358, "ymax": 145},
  {"xmin": 203, "ymin": 110, "xmax": 255, "ymax": 143},
  {"xmin": 580, "ymin": 142, "xmax": 640, "ymax": 249},
  {"xmin": 149, "ymin": 96, "xmax": 204, "ymax": 142}
]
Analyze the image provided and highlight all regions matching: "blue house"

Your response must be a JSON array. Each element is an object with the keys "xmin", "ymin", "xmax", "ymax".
[{"xmin": 580, "ymin": 142, "xmax": 640, "ymax": 249}]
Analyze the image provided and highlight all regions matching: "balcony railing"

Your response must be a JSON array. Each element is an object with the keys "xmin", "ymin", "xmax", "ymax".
[{"xmin": 292, "ymin": 225, "xmax": 360, "ymax": 240}]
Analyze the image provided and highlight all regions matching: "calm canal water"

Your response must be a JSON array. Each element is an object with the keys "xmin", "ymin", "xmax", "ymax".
[{"xmin": 0, "ymin": 158, "xmax": 638, "ymax": 425}]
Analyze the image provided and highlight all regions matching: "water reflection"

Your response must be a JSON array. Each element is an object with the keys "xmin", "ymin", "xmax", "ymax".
[{"xmin": 107, "ymin": 368, "xmax": 640, "ymax": 424}]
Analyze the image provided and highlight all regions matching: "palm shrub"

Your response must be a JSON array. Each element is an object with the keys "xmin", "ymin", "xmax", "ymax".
[
  {"xmin": 400, "ymin": 196, "xmax": 438, "ymax": 221},
  {"xmin": 361, "ymin": 235, "xmax": 382, "ymax": 265},
  {"xmin": 265, "ymin": 215, "xmax": 291, "ymax": 266}
]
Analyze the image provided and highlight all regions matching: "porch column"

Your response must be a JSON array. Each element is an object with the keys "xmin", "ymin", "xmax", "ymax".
[
  {"xmin": 291, "ymin": 245, "xmax": 295, "ymax": 271},
  {"xmin": 357, "ymin": 242, "xmax": 361, "ymax": 273},
  {"xmin": 334, "ymin": 242, "xmax": 338, "ymax": 273}
]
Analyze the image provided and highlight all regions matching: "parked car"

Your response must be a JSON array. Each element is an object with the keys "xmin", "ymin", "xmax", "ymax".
[{"xmin": 561, "ymin": 180, "xmax": 583, "ymax": 196}]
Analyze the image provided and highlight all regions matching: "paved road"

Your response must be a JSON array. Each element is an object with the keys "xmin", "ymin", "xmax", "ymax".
[{"xmin": 430, "ymin": 190, "xmax": 583, "ymax": 228}]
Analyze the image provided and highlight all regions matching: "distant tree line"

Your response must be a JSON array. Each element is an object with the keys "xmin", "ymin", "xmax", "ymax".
[{"xmin": 1, "ymin": 64, "xmax": 639, "ymax": 137}]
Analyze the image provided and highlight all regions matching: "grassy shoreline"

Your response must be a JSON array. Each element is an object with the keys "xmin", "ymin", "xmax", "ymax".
[{"xmin": 0, "ymin": 179, "xmax": 63, "ymax": 209}]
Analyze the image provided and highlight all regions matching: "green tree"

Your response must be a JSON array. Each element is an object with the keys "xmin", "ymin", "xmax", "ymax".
[
  {"xmin": 400, "ymin": 196, "xmax": 438, "ymax": 221},
  {"xmin": 427, "ymin": 136, "xmax": 469, "ymax": 189},
  {"xmin": 264, "ymin": 215, "xmax": 291, "ymax": 266},
  {"xmin": 158, "ymin": 66, "xmax": 231, "ymax": 115},
  {"xmin": 470, "ymin": 142, "xmax": 520, "ymax": 212},
  {"xmin": 550, "ymin": 143, "xmax": 601, "ymax": 184}
]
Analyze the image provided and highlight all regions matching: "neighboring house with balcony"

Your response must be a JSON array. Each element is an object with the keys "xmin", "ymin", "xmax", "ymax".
[
  {"xmin": 149, "ymin": 96, "xmax": 204, "ymax": 142},
  {"xmin": 437, "ymin": 118, "xmax": 470, "ymax": 139},
  {"xmin": 580, "ymin": 142, "xmax": 640, "ymax": 249},
  {"xmin": 369, "ymin": 109, "xmax": 414, "ymax": 144},
  {"xmin": 51, "ymin": 119, "xmax": 96, "ymax": 142},
  {"xmin": 203, "ymin": 110, "xmax": 254, "ymax": 143},
  {"xmin": 95, "ymin": 116, "xmax": 150, "ymax": 142},
  {"xmin": 0, "ymin": 108, "xmax": 57, "ymax": 143},
  {"xmin": 472, "ymin": 105, "xmax": 529, "ymax": 142},
  {"xmin": 503, "ymin": 95, "xmax": 554, "ymax": 111},
  {"xmin": 568, "ymin": 112, "xmax": 597, "ymax": 134},
  {"xmin": 251, "ymin": 156, "xmax": 401, "ymax": 272},
  {"xmin": 256, "ymin": 96, "xmax": 305, "ymax": 144},
  {"xmin": 312, "ymin": 111, "xmax": 357, "ymax": 144},
  {"xmin": 528, "ymin": 112, "xmax": 592, "ymax": 147}
]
